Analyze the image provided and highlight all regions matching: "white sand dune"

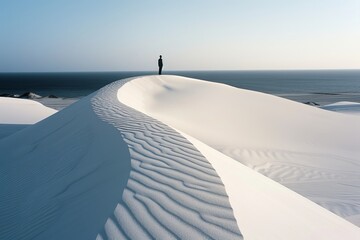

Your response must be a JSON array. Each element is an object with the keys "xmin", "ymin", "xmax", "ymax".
[
  {"xmin": 0, "ymin": 91, "xmax": 132, "ymax": 240},
  {"xmin": 184, "ymin": 132, "xmax": 360, "ymax": 239},
  {"xmin": 1, "ymin": 75, "xmax": 360, "ymax": 239},
  {"xmin": 119, "ymin": 76, "xmax": 360, "ymax": 232},
  {"xmin": 0, "ymin": 78, "xmax": 241, "ymax": 240},
  {"xmin": 94, "ymin": 80, "xmax": 241, "ymax": 239},
  {"xmin": 0, "ymin": 97, "xmax": 57, "ymax": 139},
  {"xmin": 0, "ymin": 97, "xmax": 56, "ymax": 124},
  {"xmin": 320, "ymin": 101, "xmax": 360, "ymax": 116}
]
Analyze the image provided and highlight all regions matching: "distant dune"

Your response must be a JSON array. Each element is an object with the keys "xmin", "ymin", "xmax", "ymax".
[
  {"xmin": 0, "ymin": 97, "xmax": 56, "ymax": 124},
  {"xmin": 1, "ymin": 75, "xmax": 360, "ymax": 239}
]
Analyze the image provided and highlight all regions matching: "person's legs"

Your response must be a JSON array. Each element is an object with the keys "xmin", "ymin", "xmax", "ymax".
[{"xmin": 159, "ymin": 66, "xmax": 163, "ymax": 75}]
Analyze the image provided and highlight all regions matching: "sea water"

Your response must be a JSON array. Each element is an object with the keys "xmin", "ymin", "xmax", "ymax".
[{"xmin": 1, "ymin": 70, "xmax": 360, "ymax": 106}]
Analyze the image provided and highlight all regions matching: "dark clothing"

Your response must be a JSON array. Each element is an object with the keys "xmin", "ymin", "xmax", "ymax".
[{"xmin": 158, "ymin": 58, "xmax": 163, "ymax": 75}]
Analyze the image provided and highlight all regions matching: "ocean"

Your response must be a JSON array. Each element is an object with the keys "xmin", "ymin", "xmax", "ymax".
[{"xmin": 1, "ymin": 70, "xmax": 360, "ymax": 108}]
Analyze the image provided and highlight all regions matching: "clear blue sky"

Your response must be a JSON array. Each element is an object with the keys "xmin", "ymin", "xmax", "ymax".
[{"xmin": 1, "ymin": 0, "xmax": 359, "ymax": 72}]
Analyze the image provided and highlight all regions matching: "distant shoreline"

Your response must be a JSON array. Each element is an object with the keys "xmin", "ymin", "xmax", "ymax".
[
  {"xmin": 1, "ymin": 68, "xmax": 360, "ymax": 74},
  {"xmin": 1, "ymin": 70, "xmax": 359, "ymax": 105}
]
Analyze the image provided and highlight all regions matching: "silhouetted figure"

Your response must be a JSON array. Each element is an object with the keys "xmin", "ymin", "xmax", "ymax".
[{"xmin": 158, "ymin": 55, "xmax": 163, "ymax": 75}]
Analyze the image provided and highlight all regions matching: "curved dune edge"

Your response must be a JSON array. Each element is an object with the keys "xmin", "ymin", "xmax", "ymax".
[
  {"xmin": 118, "ymin": 75, "xmax": 360, "ymax": 239},
  {"xmin": 181, "ymin": 131, "xmax": 360, "ymax": 239},
  {"xmin": 94, "ymin": 79, "xmax": 242, "ymax": 240},
  {"xmin": 0, "ymin": 76, "xmax": 243, "ymax": 240},
  {"xmin": 0, "ymin": 77, "xmax": 242, "ymax": 240}
]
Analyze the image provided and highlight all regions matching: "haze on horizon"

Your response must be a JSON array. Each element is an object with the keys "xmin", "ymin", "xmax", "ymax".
[{"xmin": 1, "ymin": 0, "xmax": 359, "ymax": 72}]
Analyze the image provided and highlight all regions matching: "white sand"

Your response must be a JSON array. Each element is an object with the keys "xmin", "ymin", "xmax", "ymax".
[
  {"xmin": 320, "ymin": 101, "xmax": 360, "ymax": 116},
  {"xmin": 0, "ymin": 97, "xmax": 56, "ymax": 124},
  {"xmin": 1, "ymin": 75, "xmax": 360, "ymax": 239},
  {"xmin": 0, "ymin": 92, "xmax": 133, "ymax": 239},
  {"xmin": 119, "ymin": 76, "xmax": 360, "ymax": 231},
  {"xmin": 0, "ymin": 79, "xmax": 242, "ymax": 240},
  {"xmin": 184, "ymin": 131, "xmax": 360, "ymax": 239},
  {"xmin": 0, "ymin": 97, "xmax": 57, "ymax": 139}
]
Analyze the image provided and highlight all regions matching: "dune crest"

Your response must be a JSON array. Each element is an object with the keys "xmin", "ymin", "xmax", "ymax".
[{"xmin": 93, "ymin": 79, "xmax": 242, "ymax": 239}]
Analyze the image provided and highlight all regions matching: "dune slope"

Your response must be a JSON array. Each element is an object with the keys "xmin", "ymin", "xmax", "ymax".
[
  {"xmin": 0, "ymin": 78, "xmax": 241, "ymax": 240},
  {"xmin": 118, "ymin": 75, "xmax": 360, "ymax": 227},
  {"xmin": 94, "ymin": 80, "xmax": 241, "ymax": 240},
  {"xmin": 0, "ymin": 93, "xmax": 131, "ymax": 240}
]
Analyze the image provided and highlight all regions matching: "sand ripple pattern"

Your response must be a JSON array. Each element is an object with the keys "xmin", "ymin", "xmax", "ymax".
[
  {"xmin": 221, "ymin": 147, "xmax": 360, "ymax": 221},
  {"xmin": 92, "ymin": 79, "xmax": 242, "ymax": 240}
]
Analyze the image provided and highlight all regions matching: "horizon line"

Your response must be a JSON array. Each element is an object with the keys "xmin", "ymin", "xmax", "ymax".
[{"xmin": 1, "ymin": 68, "xmax": 360, "ymax": 74}]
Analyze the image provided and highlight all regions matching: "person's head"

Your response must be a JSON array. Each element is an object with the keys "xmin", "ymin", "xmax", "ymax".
[{"xmin": 159, "ymin": 55, "xmax": 162, "ymax": 59}]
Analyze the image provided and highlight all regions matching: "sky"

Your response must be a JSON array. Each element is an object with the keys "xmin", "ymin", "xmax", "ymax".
[{"xmin": 1, "ymin": 0, "xmax": 360, "ymax": 72}]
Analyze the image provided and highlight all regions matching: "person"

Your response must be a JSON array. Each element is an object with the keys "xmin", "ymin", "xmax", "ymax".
[{"xmin": 158, "ymin": 55, "xmax": 163, "ymax": 75}]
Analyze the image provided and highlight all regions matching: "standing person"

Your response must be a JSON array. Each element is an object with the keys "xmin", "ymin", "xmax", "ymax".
[{"xmin": 158, "ymin": 55, "xmax": 163, "ymax": 75}]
